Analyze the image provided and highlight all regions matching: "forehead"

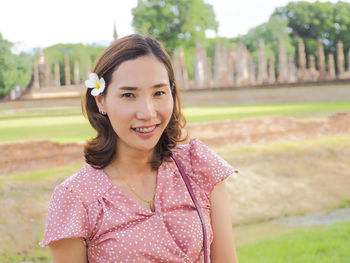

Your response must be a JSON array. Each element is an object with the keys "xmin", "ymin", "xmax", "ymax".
[{"xmin": 110, "ymin": 55, "xmax": 169, "ymax": 87}]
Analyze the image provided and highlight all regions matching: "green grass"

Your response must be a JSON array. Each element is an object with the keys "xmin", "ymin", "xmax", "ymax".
[
  {"xmin": 1, "ymin": 250, "xmax": 50, "ymax": 263},
  {"xmin": 237, "ymin": 220, "xmax": 350, "ymax": 263},
  {"xmin": 0, "ymin": 158, "xmax": 349, "ymax": 262},
  {"xmin": 0, "ymin": 102, "xmax": 349, "ymax": 143},
  {"xmin": 0, "ymin": 162, "xmax": 84, "ymax": 184},
  {"xmin": 338, "ymin": 198, "xmax": 350, "ymax": 209},
  {"xmin": 183, "ymin": 101, "xmax": 350, "ymax": 122}
]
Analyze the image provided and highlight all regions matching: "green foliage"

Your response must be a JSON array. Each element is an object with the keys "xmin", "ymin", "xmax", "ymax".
[
  {"xmin": 43, "ymin": 44, "xmax": 105, "ymax": 85},
  {"xmin": 132, "ymin": 0, "xmax": 218, "ymax": 54},
  {"xmin": 234, "ymin": 16, "xmax": 295, "ymax": 64},
  {"xmin": 0, "ymin": 33, "xmax": 33, "ymax": 97},
  {"xmin": 205, "ymin": 37, "xmax": 237, "ymax": 72},
  {"xmin": 338, "ymin": 198, "xmax": 350, "ymax": 209},
  {"xmin": 273, "ymin": 1, "xmax": 350, "ymax": 56},
  {"xmin": 132, "ymin": 0, "xmax": 218, "ymax": 79},
  {"xmin": 237, "ymin": 221, "xmax": 350, "ymax": 263}
]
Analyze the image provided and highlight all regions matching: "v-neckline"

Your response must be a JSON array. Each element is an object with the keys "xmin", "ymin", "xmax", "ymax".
[{"xmin": 99, "ymin": 162, "xmax": 164, "ymax": 214}]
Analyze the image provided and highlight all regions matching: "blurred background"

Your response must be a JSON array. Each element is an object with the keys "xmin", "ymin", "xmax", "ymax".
[{"xmin": 1, "ymin": 0, "xmax": 350, "ymax": 262}]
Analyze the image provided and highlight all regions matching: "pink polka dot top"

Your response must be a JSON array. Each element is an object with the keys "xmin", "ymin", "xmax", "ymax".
[{"xmin": 39, "ymin": 138, "xmax": 237, "ymax": 262}]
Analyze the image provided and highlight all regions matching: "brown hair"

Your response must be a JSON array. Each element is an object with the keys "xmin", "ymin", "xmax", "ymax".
[{"xmin": 82, "ymin": 34, "xmax": 186, "ymax": 170}]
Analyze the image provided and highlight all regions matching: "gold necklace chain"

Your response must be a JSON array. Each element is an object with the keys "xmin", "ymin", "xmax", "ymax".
[{"xmin": 115, "ymin": 167, "xmax": 155, "ymax": 211}]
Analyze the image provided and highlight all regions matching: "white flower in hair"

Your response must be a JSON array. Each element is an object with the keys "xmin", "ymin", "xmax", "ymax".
[{"xmin": 85, "ymin": 73, "xmax": 105, "ymax": 96}]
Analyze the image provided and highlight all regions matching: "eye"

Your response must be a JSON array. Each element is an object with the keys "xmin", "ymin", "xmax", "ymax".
[
  {"xmin": 154, "ymin": 91, "xmax": 166, "ymax": 96},
  {"xmin": 122, "ymin": 93, "xmax": 135, "ymax": 98}
]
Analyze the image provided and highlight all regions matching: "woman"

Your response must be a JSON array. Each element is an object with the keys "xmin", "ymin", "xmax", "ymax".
[{"xmin": 40, "ymin": 34, "xmax": 239, "ymax": 263}]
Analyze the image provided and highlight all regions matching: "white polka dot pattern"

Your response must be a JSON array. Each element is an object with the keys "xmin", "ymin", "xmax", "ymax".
[{"xmin": 39, "ymin": 138, "xmax": 237, "ymax": 262}]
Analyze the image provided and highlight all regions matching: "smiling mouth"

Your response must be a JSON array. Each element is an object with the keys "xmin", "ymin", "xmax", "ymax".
[{"xmin": 131, "ymin": 124, "xmax": 160, "ymax": 133}]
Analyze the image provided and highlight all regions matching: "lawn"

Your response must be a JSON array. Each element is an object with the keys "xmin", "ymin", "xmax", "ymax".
[
  {"xmin": 1, "ymin": 135, "xmax": 349, "ymax": 262},
  {"xmin": 0, "ymin": 101, "xmax": 349, "ymax": 262},
  {"xmin": 236, "ymin": 220, "xmax": 350, "ymax": 263},
  {"xmin": 183, "ymin": 101, "xmax": 350, "ymax": 122},
  {"xmin": 1, "ymin": 101, "xmax": 349, "ymax": 143},
  {"xmin": 1, "ymin": 162, "xmax": 349, "ymax": 263}
]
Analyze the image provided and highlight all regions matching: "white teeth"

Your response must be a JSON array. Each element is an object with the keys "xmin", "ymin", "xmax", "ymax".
[{"xmin": 135, "ymin": 126, "xmax": 156, "ymax": 133}]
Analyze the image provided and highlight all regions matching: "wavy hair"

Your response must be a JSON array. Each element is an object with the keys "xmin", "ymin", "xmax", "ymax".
[{"xmin": 82, "ymin": 34, "xmax": 186, "ymax": 170}]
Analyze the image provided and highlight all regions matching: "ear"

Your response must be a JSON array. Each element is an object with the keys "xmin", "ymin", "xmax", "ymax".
[{"xmin": 94, "ymin": 95, "xmax": 106, "ymax": 112}]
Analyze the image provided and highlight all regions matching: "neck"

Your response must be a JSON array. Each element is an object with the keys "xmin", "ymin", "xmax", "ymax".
[{"xmin": 111, "ymin": 146, "xmax": 155, "ymax": 180}]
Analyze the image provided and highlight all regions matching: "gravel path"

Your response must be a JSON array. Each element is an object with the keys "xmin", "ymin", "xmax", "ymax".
[{"xmin": 270, "ymin": 208, "xmax": 350, "ymax": 226}]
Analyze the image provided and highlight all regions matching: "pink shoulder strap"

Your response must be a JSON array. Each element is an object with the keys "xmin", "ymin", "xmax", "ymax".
[{"xmin": 170, "ymin": 153, "xmax": 208, "ymax": 263}]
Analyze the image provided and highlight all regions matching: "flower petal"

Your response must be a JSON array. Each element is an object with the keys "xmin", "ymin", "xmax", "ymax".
[
  {"xmin": 99, "ymin": 77, "xmax": 105, "ymax": 88},
  {"xmin": 89, "ymin": 73, "xmax": 99, "ymax": 82},
  {"xmin": 99, "ymin": 78, "xmax": 105, "ymax": 93},
  {"xmin": 85, "ymin": 79, "xmax": 96, "ymax": 88},
  {"xmin": 91, "ymin": 88, "xmax": 100, "ymax": 96}
]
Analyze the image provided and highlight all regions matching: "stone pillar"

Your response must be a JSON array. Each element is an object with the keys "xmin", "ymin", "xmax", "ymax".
[
  {"xmin": 194, "ymin": 44, "xmax": 204, "ymax": 88},
  {"xmin": 307, "ymin": 55, "xmax": 319, "ymax": 81},
  {"xmin": 32, "ymin": 61, "xmax": 40, "ymax": 90},
  {"xmin": 328, "ymin": 54, "xmax": 336, "ymax": 80},
  {"xmin": 113, "ymin": 22, "xmax": 118, "ymax": 41},
  {"xmin": 268, "ymin": 58, "xmax": 275, "ymax": 84},
  {"xmin": 235, "ymin": 42, "xmax": 250, "ymax": 86},
  {"xmin": 74, "ymin": 60, "xmax": 80, "ymax": 84},
  {"xmin": 288, "ymin": 55, "xmax": 297, "ymax": 83},
  {"xmin": 179, "ymin": 48, "xmax": 189, "ymax": 90},
  {"xmin": 194, "ymin": 43, "xmax": 211, "ymax": 88},
  {"xmin": 248, "ymin": 56, "xmax": 256, "ymax": 85},
  {"xmin": 54, "ymin": 62, "xmax": 61, "ymax": 86},
  {"xmin": 257, "ymin": 39, "xmax": 268, "ymax": 84},
  {"xmin": 173, "ymin": 47, "xmax": 189, "ymax": 90},
  {"xmin": 341, "ymin": 50, "xmax": 350, "ymax": 79},
  {"xmin": 227, "ymin": 51, "xmax": 235, "ymax": 87},
  {"xmin": 336, "ymin": 41, "xmax": 345, "ymax": 78},
  {"xmin": 64, "ymin": 57, "xmax": 71, "ymax": 86},
  {"xmin": 214, "ymin": 43, "xmax": 223, "ymax": 86},
  {"xmin": 297, "ymin": 40, "xmax": 307, "ymax": 81},
  {"xmin": 44, "ymin": 63, "xmax": 51, "ymax": 87},
  {"xmin": 277, "ymin": 41, "xmax": 288, "ymax": 83},
  {"xmin": 204, "ymin": 56, "xmax": 212, "ymax": 88},
  {"xmin": 214, "ymin": 43, "xmax": 234, "ymax": 87},
  {"xmin": 86, "ymin": 57, "xmax": 92, "ymax": 79},
  {"xmin": 317, "ymin": 39, "xmax": 326, "ymax": 80}
]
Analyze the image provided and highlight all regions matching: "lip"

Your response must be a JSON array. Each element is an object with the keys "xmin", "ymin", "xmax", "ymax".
[
  {"xmin": 132, "ymin": 124, "xmax": 160, "ymax": 129},
  {"xmin": 131, "ymin": 124, "xmax": 160, "ymax": 138}
]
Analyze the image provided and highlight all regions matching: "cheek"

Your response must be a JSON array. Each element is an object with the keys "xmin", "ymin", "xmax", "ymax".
[
  {"xmin": 107, "ymin": 106, "xmax": 131, "ymax": 130},
  {"xmin": 162, "ymin": 97, "xmax": 174, "ymax": 119}
]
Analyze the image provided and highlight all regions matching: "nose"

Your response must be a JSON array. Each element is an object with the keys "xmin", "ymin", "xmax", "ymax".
[{"xmin": 136, "ymin": 98, "xmax": 157, "ymax": 119}]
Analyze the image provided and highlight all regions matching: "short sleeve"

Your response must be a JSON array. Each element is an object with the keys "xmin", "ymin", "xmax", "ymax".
[
  {"xmin": 188, "ymin": 138, "xmax": 238, "ymax": 194},
  {"xmin": 39, "ymin": 184, "xmax": 89, "ymax": 247}
]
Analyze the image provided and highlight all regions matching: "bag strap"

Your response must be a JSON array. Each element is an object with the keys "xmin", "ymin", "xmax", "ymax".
[{"xmin": 170, "ymin": 153, "xmax": 208, "ymax": 263}]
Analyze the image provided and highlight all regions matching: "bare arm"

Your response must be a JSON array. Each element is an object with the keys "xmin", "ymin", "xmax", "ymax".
[
  {"xmin": 49, "ymin": 238, "xmax": 88, "ymax": 263},
  {"xmin": 210, "ymin": 180, "xmax": 239, "ymax": 263}
]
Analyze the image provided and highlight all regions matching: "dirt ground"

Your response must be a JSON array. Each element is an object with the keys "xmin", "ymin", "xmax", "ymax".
[
  {"xmin": 1, "ymin": 112, "xmax": 350, "ymax": 175},
  {"xmin": 1, "ymin": 112, "xmax": 350, "ymax": 226}
]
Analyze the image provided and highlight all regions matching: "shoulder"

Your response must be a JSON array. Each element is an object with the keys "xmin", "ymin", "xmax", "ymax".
[
  {"xmin": 56, "ymin": 164, "xmax": 112, "ymax": 205},
  {"xmin": 173, "ymin": 137, "xmax": 208, "ymax": 161},
  {"xmin": 173, "ymin": 138, "xmax": 232, "ymax": 169},
  {"xmin": 173, "ymin": 138, "xmax": 238, "ymax": 193}
]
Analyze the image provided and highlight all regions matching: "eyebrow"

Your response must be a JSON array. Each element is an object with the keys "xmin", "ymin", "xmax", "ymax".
[{"xmin": 119, "ymin": 83, "xmax": 169, "ymax": 91}]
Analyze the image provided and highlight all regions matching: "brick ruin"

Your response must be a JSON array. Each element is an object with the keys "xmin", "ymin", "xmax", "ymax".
[{"xmin": 32, "ymin": 40, "xmax": 350, "ymax": 91}]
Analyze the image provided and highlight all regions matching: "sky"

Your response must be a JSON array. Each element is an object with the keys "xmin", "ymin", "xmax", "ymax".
[{"xmin": 0, "ymin": 0, "xmax": 346, "ymax": 54}]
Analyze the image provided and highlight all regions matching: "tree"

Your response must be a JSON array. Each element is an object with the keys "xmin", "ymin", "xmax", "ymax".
[
  {"xmin": 234, "ymin": 16, "xmax": 295, "ymax": 64},
  {"xmin": 0, "ymin": 33, "xmax": 32, "ymax": 97},
  {"xmin": 44, "ymin": 44, "xmax": 105, "ymax": 85},
  {"xmin": 132, "ymin": 0, "xmax": 218, "ymax": 55},
  {"xmin": 273, "ymin": 1, "xmax": 350, "ymax": 56}
]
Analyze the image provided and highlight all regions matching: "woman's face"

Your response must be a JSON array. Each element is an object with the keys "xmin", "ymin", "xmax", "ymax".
[{"xmin": 96, "ymin": 55, "xmax": 174, "ymax": 154}]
